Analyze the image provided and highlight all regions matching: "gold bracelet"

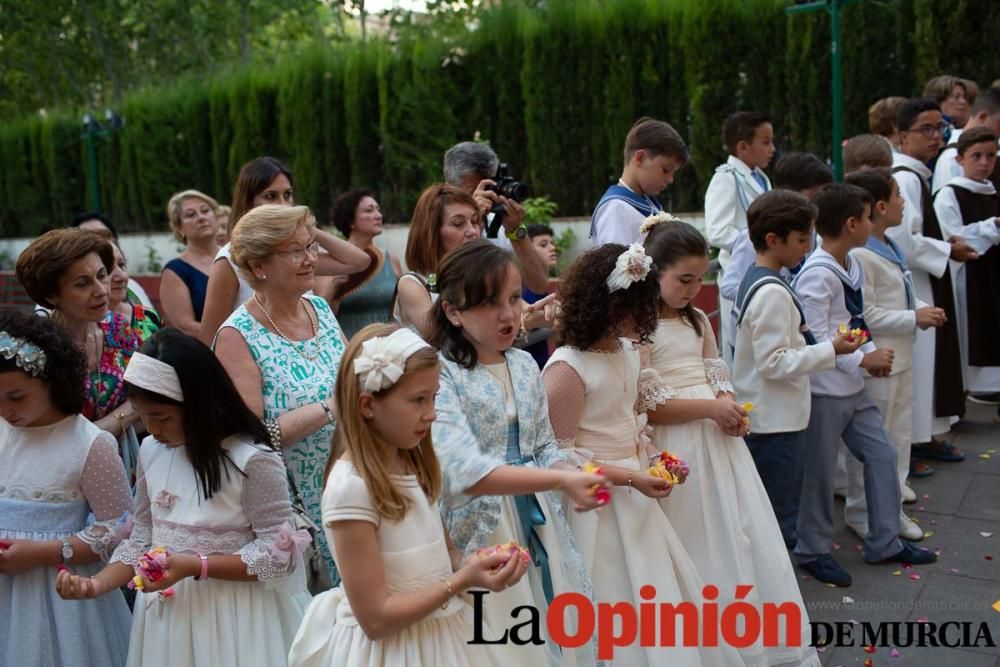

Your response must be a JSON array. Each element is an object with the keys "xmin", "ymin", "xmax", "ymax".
[
  {"xmin": 441, "ymin": 577, "xmax": 454, "ymax": 609},
  {"xmin": 627, "ymin": 470, "xmax": 633, "ymax": 493},
  {"xmin": 114, "ymin": 411, "xmax": 127, "ymax": 434}
]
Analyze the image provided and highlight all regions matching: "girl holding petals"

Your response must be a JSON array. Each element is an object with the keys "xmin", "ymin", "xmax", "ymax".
[
  {"xmin": 288, "ymin": 323, "xmax": 531, "ymax": 666},
  {"xmin": 543, "ymin": 243, "xmax": 739, "ymax": 667},
  {"xmin": 0, "ymin": 307, "xmax": 133, "ymax": 667},
  {"xmin": 57, "ymin": 328, "xmax": 310, "ymax": 667},
  {"xmin": 427, "ymin": 240, "xmax": 606, "ymax": 667},
  {"xmin": 641, "ymin": 217, "xmax": 819, "ymax": 667}
]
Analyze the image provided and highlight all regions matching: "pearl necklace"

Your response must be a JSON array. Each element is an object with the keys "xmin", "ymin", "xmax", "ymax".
[{"xmin": 253, "ymin": 294, "xmax": 319, "ymax": 360}]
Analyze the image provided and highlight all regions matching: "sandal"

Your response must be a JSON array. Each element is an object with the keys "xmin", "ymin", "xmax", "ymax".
[
  {"xmin": 911, "ymin": 438, "xmax": 965, "ymax": 462},
  {"xmin": 909, "ymin": 459, "xmax": 934, "ymax": 478}
]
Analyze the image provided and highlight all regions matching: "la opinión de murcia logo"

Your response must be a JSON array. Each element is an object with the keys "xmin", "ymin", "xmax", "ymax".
[{"xmin": 467, "ymin": 585, "xmax": 998, "ymax": 660}]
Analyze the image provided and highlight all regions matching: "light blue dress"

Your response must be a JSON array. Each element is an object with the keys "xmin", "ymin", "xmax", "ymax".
[
  {"xmin": 219, "ymin": 295, "xmax": 345, "ymax": 583},
  {"xmin": 0, "ymin": 415, "xmax": 133, "ymax": 667},
  {"xmin": 432, "ymin": 347, "xmax": 598, "ymax": 666}
]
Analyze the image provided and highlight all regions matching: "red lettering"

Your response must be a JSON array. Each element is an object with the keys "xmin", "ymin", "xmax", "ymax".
[
  {"xmin": 597, "ymin": 602, "xmax": 637, "ymax": 660},
  {"xmin": 546, "ymin": 593, "xmax": 594, "ymax": 649}
]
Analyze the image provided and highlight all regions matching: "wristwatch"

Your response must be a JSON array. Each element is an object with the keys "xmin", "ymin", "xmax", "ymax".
[
  {"xmin": 61, "ymin": 539, "xmax": 74, "ymax": 565},
  {"xmin": 506, "ymin": 224, "xmax": 528, "ymax": 241}
]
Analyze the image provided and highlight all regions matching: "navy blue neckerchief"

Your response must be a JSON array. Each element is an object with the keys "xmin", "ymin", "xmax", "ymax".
[
  {"xmin": 589, "ymin": 184, "xmax": 662, "ymax": 238},
  {"xmin": 734, "ymin": 265, "xmax": 817, "ymax": 345}
]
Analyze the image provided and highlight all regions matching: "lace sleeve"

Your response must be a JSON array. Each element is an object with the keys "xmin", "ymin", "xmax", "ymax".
[
  {"xmin": 239, "ymin": 451, "xmax": 309, "ymax": 593},
  {"xmin": 541, "ymin": 361, "xmax": 586, "ymax": 461},
  {"xmin": 700, "ymin": 312, "xmax": 734, "ymax": 395},
  {"xmin": 110, "ymin": 456, "xmax": 152, "ymax": 567},
  {"xmin": 637, "ymin": 367, "xmax": 676, "ymax": 413},
  {"xmin": 76, "ymin": 432, "xmax": 133, "ymax": 561}
]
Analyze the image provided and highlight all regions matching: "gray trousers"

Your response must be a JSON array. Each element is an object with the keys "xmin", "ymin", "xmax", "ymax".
[{"xmin": 795, "ymin": 390, "xmax": 903, "ymax": 564}]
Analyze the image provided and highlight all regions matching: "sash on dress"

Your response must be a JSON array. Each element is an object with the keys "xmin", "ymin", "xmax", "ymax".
[{"xmin": 504, "ymin": 422, "xmax": 554, "ymax": 605}]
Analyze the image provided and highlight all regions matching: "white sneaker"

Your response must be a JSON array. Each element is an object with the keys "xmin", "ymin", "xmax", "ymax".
[
  {"xmin": 901, "ymin": 484, "xmax": 916, "ymax": 504},
  {"xmin": 846, "ymin": 518, "xmax": 868, "ymax": 540},
  {"xmin": 899, "ymin": 512, "xmax": 924, "ymax": 541}
]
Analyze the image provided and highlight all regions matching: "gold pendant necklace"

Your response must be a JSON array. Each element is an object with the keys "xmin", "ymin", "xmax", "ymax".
[{"xmin": 254, "ymin": 295, "xmax": 320, "ymax": 361}]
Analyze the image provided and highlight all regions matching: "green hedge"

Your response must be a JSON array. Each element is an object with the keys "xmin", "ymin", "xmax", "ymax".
[{"xmin": 1, "ymin": 0, "xmax": 997, "ymax": 236}]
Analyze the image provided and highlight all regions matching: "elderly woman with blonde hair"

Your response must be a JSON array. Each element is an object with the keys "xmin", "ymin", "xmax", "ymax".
[
  {"xmin": 159, "ymin": 189, "xmax": 221, "ymax": 336},
  {"xmin": 214, "ymin": 204, "xmax": 346, "ymax": 590}
]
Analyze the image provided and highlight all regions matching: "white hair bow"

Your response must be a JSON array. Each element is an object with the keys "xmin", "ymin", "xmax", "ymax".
[
  {"xmin": 606, "ymin": 244, "xmax": 654, "ymax": 293},
  {"xmin": 354, "ymin": 329, "xmax": 432, "ymax": 393}
]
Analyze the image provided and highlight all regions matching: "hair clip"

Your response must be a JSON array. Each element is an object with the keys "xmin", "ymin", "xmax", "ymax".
[{"xmin": 0, "ymin": 331, "xmax": 48, "ymax": 378}]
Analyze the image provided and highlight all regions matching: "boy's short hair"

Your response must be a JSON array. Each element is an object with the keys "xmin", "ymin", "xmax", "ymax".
[
  {"xmin": 813, "ymin": 183, "xmax": 873, "ymax": 239},
  {"xmin": 746, "ymin": 190, "xmax": 817, "ymax": 252},
  {"xmin": 868, "ymin": 97, "xmax": 907, "ymax": 137},
  {"xmin": 845, "ymin": 168, "xmax": 893, "ymax": 206},
  {"xmin": 956, "ymin": 126, "xmax": 999, "ymax": 155},
  {"xmin": 526, "ymin": 223, "xmax": 554, "ymax": 238},
  {"xmin": 772, "ymin": 152, "xmax": 834, "ymax": 192},
  {"xmin": 623, "ymin": 117, "xmax": 689, "ymax": 165},
  {"xmin": 922, "ymin": 75, "xmax": 967, "ymax": 104},
  {"xmin": 842, "ymin": 134, "xmax": 894, "ymax": 172},
  {"xmin": 723, "ymin": 111, "xmax": 772, "ymax": 155},
  {"xmin": 970, "ymin": 87, "xmax": 1000, "ymax": 117},
  {"xmin": 897, "ymin": 98, "xmax": 941, "ymax": 132}
]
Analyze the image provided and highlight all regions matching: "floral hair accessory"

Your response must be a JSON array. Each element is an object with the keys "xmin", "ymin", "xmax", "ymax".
[
  {"xmin": 639, "ymin": 211, "xmax": 683, "ymax": 235},
  {"xmin": 0, "ymin": 331, "xmax": 48, "ymax": 378},
  {"xmin": 354, "ymin": 328, "xmax": 431, "ymax": 393},
  {"xmin": 123, "ymin": 352, "xmax": 184, "ymax": 402},
  {"xmin": 606, "ymin": 244, "xmax": 654, "ymax": 293}
]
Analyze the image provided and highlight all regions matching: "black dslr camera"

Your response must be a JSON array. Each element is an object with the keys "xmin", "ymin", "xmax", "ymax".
[{"xmin": 485, "ymin": 163, "xmax": 530, "ymax": 238}]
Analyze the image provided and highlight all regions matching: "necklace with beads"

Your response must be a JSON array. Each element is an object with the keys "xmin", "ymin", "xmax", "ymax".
[{"xmin": 253, "ymin": 294, "xmax": 319, "ymax": 361}]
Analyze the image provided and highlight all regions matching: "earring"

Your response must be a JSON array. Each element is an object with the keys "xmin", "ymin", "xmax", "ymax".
[{"xmin": 258, "ymin": 274, "xmax": 267, "ymax": 280}]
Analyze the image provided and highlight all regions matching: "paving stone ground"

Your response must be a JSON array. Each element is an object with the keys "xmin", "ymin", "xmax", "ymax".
[{"xmin": 797, "ymin": 400, "xmax": 1000, "ymax": 667}]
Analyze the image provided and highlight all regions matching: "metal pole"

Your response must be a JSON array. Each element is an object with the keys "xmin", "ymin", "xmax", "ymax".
[{"xmin": 830, "ymin": 0, "xmax": 844, "ymax": 180}]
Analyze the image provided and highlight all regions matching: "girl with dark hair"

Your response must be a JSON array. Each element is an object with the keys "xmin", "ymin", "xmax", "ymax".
[
  {"xmin": 198, "ymin": 157, "xmax": 369, "ymax": 347},
  {"xmin": 0, "ymin": 307, "xmax": 132, "ymax": 667},
  {"xmin": 641, "ymin": 216, "xmax": 819, "ymax": 667},
  {"xmin": 327, "ymin": 188, "xmax": 402, "ymax": 339},
  {"xmin": 56, "ymin": 328, "xmax": 310, "ymax": 667},
  {"xmin": 543, "ymin": 244, "xmax": 740, "ymax": 666},
  {"xmin": 428, "ymin": 239, "xmax": 605, "ymax": 666}
]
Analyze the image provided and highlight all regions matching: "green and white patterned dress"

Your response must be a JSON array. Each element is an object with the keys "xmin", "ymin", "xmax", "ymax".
[{"xmin": 219, "ymin": 295, "xmax": 345, "ymax": 583}]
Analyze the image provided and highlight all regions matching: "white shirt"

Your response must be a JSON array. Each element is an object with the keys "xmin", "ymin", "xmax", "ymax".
[
  {"xmin": 216, "ymin": 242, "xmax": 255, "ymax": 309},
  {"xmin": 933, "ymin": 176, "xmax": 1000, "ymax": 255},
  {"xmin": 793, "ymin": 247, "xmax": 877, "ymax": 397},
  {"xmin": 888, "ymin": 152, "xmax": 951, "ymax": 279},
  {"xmin": 591, "ymin": 197, "xmax": 650, "ymax": 246},
  {"xmin": 704, "ymin": 156, "xmax": 770, "ymax": 268},
  {"xmin": 931, "ymin": 127, "xmax": 963, "ymax": 193}
]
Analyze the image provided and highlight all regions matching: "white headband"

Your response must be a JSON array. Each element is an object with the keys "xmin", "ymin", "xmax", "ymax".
[
  {"xmin": 639, "ymin": 211, "xmax": 682, "ymax": 235},
  {"xmin": 354, "ymin": 329, "xmax": 432, "ymax": 393},
  {"xmin": 123, "ymin": 353, "xmax": 184, "ymax": 402},
  {"xmin": 606, "ymin": 243, "xmax": 653, "ymax": 293}
]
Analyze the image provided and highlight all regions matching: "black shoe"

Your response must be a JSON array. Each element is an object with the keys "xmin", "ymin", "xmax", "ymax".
[
  {"xmin": 799, "ymin": 555, "xmax": 852, "ymax": 586},
  {"xmin": 968, "ymin": 392, "xmax": 1000, "ymax": 405},
  {"xmin": 866, "ymin": 541, "xmax": 938, "ymax": 565}
]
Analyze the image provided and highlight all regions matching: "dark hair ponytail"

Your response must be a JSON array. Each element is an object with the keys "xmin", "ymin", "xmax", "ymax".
[
  {"xmin": 125, "ymin": 328, "xmax": 271, "ymax": 499},
  {"xmin": 642, "ymin": 219, "xmax": 710, "ymax": 338}
]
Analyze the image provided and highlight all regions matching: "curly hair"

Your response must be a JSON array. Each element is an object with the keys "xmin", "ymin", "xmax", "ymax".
[
  {"xmin": 331, "ymin": 188, "xmax": 376, "ymax": 237},
  {"xmin": 556, "ymin": 244, "xmax": 660, "ymax": 350},
  {"xmin": 15, "ymin": 229, "xmax": 114, "ymax": 309},
  {"xmin": 0, "ymin": 307, "xmax": 86, "ymax": 415}
]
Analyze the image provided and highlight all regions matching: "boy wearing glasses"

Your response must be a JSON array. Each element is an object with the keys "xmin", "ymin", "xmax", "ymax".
[{"xmin": 890, "ymin": 98, "xmax": 972, "ymax": 465}]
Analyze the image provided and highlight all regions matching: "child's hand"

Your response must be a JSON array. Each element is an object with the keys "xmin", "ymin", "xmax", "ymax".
[
  {"xmin": 710, "ymin": 397, "xmax": 747, "ymax": 433},
  {"xmin": 861, "ymin": 347, "xmax": 894, "ymax": 376},
  {"xmin": 522, "ymin": 294, "xmax": 561, "ymax": 330},
  {"xmin": 631, "ymin": 471, "xmax": 673, "ymax": 499},
  {"xmin": 915, "ymin": 306, "xmax": 946, "ymax": 330},
  {"xmin": 0, "ymin": 540, "xmax": 51, "ymax": 575},
  {"xmin": 56, "ymin": 570, "xmax": 111, "ymax": 600},
  {"xmin": 559, "ymin": 470, "xmax": 612, "ymax": 512},
  {"xmin": 134, "ymin": 554, "xmax": 199, "ymax": 593},
  {"xmin": 461, "ymin": 548, "xmax": 527, "ymax": 592},
  {"xmin": 832, "ymin": 331, "xmax": 864, "ymax": 355}
]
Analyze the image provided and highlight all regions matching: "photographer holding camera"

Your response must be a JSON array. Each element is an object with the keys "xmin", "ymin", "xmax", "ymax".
[{"xmin": 443, "ymin": 142, "xmax": 550, "ymax": 294}]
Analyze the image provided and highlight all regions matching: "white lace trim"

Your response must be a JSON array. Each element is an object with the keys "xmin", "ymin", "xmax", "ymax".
[
  {"xmin": 637, "ymin": 367, "xmax": 676, "ymax": 412},
  {"xmin": 111, "ymin": 539, "xmax": 150, "ymax": 567},
  {"xmin": 238, "ymin": 540, "xmax": 305, "ymax": 592},
  {"xmin": 76, "ymin": 515, "xmax": 130, "ymax": 562},
  {"xmin": 151, "ymin": 521, "xmax": 255, "ymax": 555},
  {"xmin": 704, "ymin": 358, "xmax": 735, "ymax": 395}
]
